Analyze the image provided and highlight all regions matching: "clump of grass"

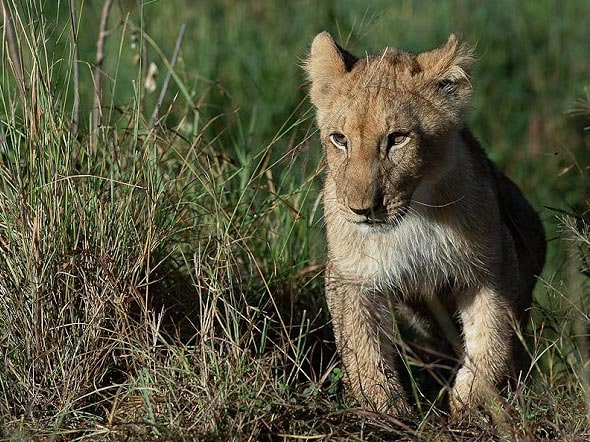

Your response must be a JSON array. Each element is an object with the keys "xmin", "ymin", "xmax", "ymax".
[{"xmin": 0, "ymin": 0, "xmax": 327, "ymax": 438}]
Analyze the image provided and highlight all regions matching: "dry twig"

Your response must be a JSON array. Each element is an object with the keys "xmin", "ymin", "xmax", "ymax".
[
  {"xmin": 69, "ymin": 0, "xmax": 80, "ymax": 139},
  {"xmin": 136, "ymin": 0, "xmax": 148, "ymax": 111},
  {"xmin": 91, "ymin": 0, "xmax": 114, "ymax": 151}
]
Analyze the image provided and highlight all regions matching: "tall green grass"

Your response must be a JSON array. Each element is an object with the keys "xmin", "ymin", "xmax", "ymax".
[{"xmin": 0, "ymin": 0, "xmax": 589, "ymax": 439}]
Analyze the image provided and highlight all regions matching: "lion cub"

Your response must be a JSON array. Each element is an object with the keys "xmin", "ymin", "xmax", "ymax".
[{"xmin": 304, "ymin": 32, "xmax": 546, "ymax": 416}]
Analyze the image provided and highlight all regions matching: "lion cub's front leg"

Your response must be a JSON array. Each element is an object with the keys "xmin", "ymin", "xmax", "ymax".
[
  {"xmin": 451, "ymin": 286, "xmax": 513, "ymax": 415},
  {"xmin": 326, "ymin": 269, "xmax": 410, "ymax": 415}
]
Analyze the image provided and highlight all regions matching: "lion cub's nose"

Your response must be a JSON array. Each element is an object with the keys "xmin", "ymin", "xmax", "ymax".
[
  {"xmin": 348, "ymin": 196, "xmax": 384, "ymax": 217},
  {"xmin": 349, "ymin": 205, "xmax": 375, "ymax": 216}
]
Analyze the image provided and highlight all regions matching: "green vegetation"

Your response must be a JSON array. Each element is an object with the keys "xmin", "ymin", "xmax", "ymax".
[{"xmin": 0, "ymin": 0, "xmax": 589, "ymax": 439}]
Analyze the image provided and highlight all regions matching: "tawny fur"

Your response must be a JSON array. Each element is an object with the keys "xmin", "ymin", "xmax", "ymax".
[{"xmin": 304, "ymin": 32, "xmax": 546, "ymax": 416}]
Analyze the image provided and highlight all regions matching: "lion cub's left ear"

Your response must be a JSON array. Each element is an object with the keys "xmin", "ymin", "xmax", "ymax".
[
  {"xmin": 304, "ymin": 32, "xmax": 358, "ymax": 107},
  {"xmin": 417, "ymin": 34, "xmax": 474, "ymax": 105}
]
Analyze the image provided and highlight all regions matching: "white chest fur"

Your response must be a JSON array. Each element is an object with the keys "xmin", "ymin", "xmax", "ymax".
[{"xmin": 326, "ymin": 211, "xmax": 484, "ymax": 296}]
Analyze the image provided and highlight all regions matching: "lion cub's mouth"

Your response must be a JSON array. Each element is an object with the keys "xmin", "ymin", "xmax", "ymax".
[{"xmin": 350, "ymin": 205, "xmax": 409, "ymax": 227}]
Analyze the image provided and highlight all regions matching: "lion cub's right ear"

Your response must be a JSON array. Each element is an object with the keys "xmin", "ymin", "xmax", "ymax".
[{"xmin": 304, "ymin": 32, "xmax": 357, "ymax": 107}]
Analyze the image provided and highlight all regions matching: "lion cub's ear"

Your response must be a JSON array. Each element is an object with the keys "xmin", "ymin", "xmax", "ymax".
[
  {"xmin": 304, "ymin": 32, "xmax": 357, "ymax": 107},
  {"xmin": 417, "ymin": 34, "xmax": 474, "ymax": 105}
]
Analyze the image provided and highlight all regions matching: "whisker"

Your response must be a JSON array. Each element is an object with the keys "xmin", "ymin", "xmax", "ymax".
[{"xmin": 412, "ymin": 196, "xmax": 465, "ymax": 208}]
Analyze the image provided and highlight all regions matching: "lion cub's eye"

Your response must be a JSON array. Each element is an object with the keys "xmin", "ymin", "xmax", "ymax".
[
  {"xmin": 387, "ymin": 132, "xmax": 410, "ymax": 148},
  {"xmin": 329, "ymin": 133, "xmax": 348, "ymax": 150}
]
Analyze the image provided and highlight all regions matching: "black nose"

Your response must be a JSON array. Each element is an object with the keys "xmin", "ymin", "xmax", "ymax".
[
  {"xmin": 349, "ymin": 195, "xmax": 384, "ymax": 216},
  {"xmin": 349, "ymin": 205, "xmax": 375, "ymax": 216}
]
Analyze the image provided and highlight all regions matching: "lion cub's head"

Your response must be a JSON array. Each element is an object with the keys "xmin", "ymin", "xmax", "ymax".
[{"xmin": 305, "ymin": 32, "xmax": 474, "ymax": 226}]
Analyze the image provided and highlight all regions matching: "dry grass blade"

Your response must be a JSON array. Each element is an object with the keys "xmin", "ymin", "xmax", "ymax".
[
  {"xmin": 1, "ymin": 0, "xmax": 25, "ymax": 104},
  {"xmin": 149, "ymin": 23, "xmax": 186, "ymax": 130}
]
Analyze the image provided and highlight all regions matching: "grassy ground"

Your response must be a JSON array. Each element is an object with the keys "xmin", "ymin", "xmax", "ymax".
[{"xmin": 1, "ymin": 0, "xmax": 590, "ymax": 440}]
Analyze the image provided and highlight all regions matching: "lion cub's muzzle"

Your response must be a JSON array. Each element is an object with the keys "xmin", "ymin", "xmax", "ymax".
[
  {"xmin": 342, "ymin": 189, "xmax": 408, "ymax": 226},
  {"xmin": 336, "ymin": 166, "xmax": 409, "ymax": 225}
]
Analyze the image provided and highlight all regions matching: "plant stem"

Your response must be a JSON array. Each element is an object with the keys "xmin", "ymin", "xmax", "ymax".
[
  {"xmin": 91, "ymin": 0, "xmax": 114, "ymax": 152},
  {"xmin": 68, "ymin": 0, "xmax": 80, "ymax": 140}
]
